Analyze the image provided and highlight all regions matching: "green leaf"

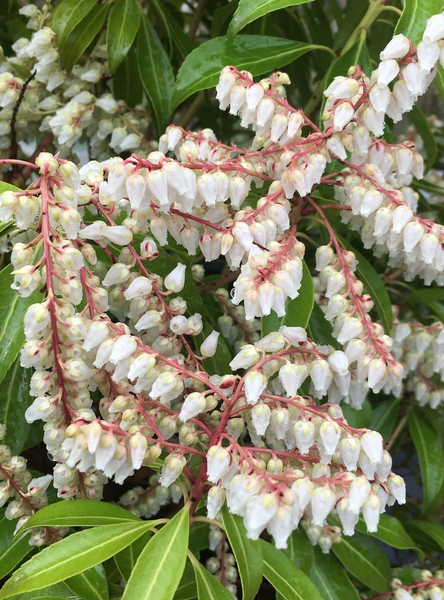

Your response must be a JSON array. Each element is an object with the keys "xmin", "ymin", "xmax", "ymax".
[
  {"xmin": 113, "ymin": 41, "xmax": 144, "ymax": 107},
  {"xmin": 409, "ymin": 106, "xmax": 438, "ymax": 172},
  {"xmin": 221, "ymin": 507, "xmax": 263, "ymax": 600},
  {"xmin": 395, "ymin": 0, "xmax": 443, "ymax": 45},
  {"xmin": 0, "ymin": 357, "xmax": 32, "ymax": 454},
  {"xmin": 19, "ymin": 499, "xmax": 140, "ymax": 534},
  {"xmin": 114, "ymin": 532, "xmax": 152, "ymax": 582},
  {"xmin": 228, "ymin": 0, "xmax": 314, "ymax": 36},
  {"xmin": 282, "ymin": 529, "xmax": 314, "ymax": 575},
  {"xmin": 189, "ymin": 552, "xmax": 234, "ymax": 600},
  {"xmin": 342, "ymin": 398, "xmax": 372, "ymax": 429},
  {"xmin": 7, "ymin": 582, "xmax": 75, "ymax": 599},
  {"xmin": 107, "ymin": 0, "xmax": 141, "ymax": 74},
  {"xmin": 308, "ymin": 302, "xmax": 339, "ymax": 348},
  {"xmin": 406, "ymin": 288, "xmax": 444, "ymax": 323},
  {"xmin": 0, "ymin": 510, "xmax": 33, "ymax": 579},
  {"xmin": 137, "ymin": 14, "xmax": 175, "ymax": 135},
  {"xmin": 122, "ymin": 504, "xmax": 190, "ymax": 600},
  {"xmin": 60, "ymin": 4, "xmax": 109, "ymax": 73},
  {"xmin": 173, "ymin": 36, "xmax": 324, "ymax": 108},
  {"xmin": 260, "ymin": 540, "xmax": 323, "ymax": 600},
  {"xmin": 409, "ymin": 408, "xmax": 444, "ymax": 513},
  {"xmin": 0, "ymin": 182, "xmax": 20, "ymax": 193},
  {"xmin": 339, "ymin": 239, "xmax": 393, "ymax": 334},
  {"xmin": 407, "ymin": 521, "xmax": 444, "ymax": 551},
  {"xmin": 261, "ymin": 309, "xmax": 281, "ymax": 337},
  {"xmin": 282, "ymin": 260, "xmax": 314, "ymax": 329},
  {"xmin": 65, "ymin": 565, "xmax": 109, "ymax": 600},
  {"xmin": 309, "ymin": 547, "xmax": 359, "ymax": 600},
  {"xmin": 174, "ymin": 559, "xmax": 197, "ymax": 600},
  {"xmin": 0, "ymin": 264, "xmax": 43, "ymax": 385},
  {"xmin": 52, "ymin": 0, "xmax": 97, "ymax": 48},
  {"xmin": 0, "ymin": 522, "xmax": 156, "ymax": 599},
  {"xmin": 369, "ymin": 399, "xmax": 400, "ymax": 441},
  {"xmin": 331, "ymin": 532, "xmax": 390, "ymax": 593},
  {"xmin": 355, "ymin": 514, "xmax": 423, "ymax": 559}
]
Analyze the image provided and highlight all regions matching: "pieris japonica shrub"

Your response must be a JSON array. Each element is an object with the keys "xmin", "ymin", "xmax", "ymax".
[{"xmin": 0, "ymin": 1, "xmax": 443, "ymax": 599}]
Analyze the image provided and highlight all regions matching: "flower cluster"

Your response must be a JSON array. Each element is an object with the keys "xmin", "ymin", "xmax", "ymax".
[{"xmin": 387, "ymin": 572, "xmax": 444, "ymax": 600}]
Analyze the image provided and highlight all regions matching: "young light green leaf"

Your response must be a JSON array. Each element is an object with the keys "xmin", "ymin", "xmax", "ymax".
[
  {"xmin": 60, "ymin": 3, "xmax": 109, "ymax": 73},
  {"xmin": 331, "ymin": 532, "xmax": 390, "ymax": 593},
  {"xmin": 0, "ymin": 264, "xmax": 43, "ymax": 385},
  {"xmin": 409, "ymin": 409, "xmax": 444, "ymax": 513},
  {"xmin": 107, "ymin": 0, "xmax": 141, "ymax": 74},
  {"xmin": 260, "ymin": 540, "xmax": 323, "ymax": 600},
  {"xmin": 114, "ymin": 532, "xmax": 152, "ymax": 582},
  {"xmin": 0, "ymin": 357, "xmax": 32, "ymax": 454},
  {"xmin": 395, "ymin": 0, "xmax": 443, "ymax": 45},
  {"xmin": 283, "ymin": 260, "xmax": 314, "ymax": 329},
  {"xmin": 228, "ymin": 0, "xmax": 314, "ymax": 36},
  {"xmin": 0, "ymin": 522, "xmax": 156, "ymax": 599},
  {"xmin": 355, "ymin": 514, "xmax": 423, "ymax": 559},
  {"xmin": 19, "ymin": 499, "xmax": 140, "ymax": 534},
  {"xmin": 173, "ymin": 559, "xmax": 197, "ymax": 600},
  {"xmin": 369, "ymin": 399, "xmax": 400, "ymax": 441},
  {"xmin": 0, "ymin": 182, "xmax": 20, "ymax": 194},
  {"xmin": 189, "ymin": 552, "xmax": 234, "ymax": 600},
  {"xmin": 52, "ymin": 0, "xmax": 97, "ymax": 48},
  {"xmin": 310, "ymin": 547, "xmax": 359, "ymax": 600},
  {"xmin": 65, "ymin": 565, "xmax": 109, "ymax": 600},
  {"xmin": 0, "ymin": 511, "xmax": 33, "ymax": 579},
  {"xmin": 409, "ymin": 106, "xmax": 437, "ymax": 172},
  {"xmin": 173, "ymin": 36, "xmax": 324, "ymax": 108},
  {"xmin": 221, "ymin": 506, "xmax": 263, "ymax": 600},
  {"xmin": 339, "ymin": 239, "xmax": 393, "ymax": 333},
  {"xmin": 137, "ymin": 14, "xmax": 175, "ymax": 135},
  {"xmin": 122, "ymin": 504, "xmax": 190, "ymax": 600}
]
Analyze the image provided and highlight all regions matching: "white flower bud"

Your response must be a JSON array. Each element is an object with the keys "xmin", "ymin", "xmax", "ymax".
[
  {"xmin": 361, "ymin": 430, "xmax": 384, "ymax": 464},
  {"xmin": 207, "ymin": 446, "xmax": 231, "ymax": 483},
  {"xmin": 200, "ymin": 331, "xmax": 220, "ymax": 357},
  {"xmin": 165, "ymin": 263, "xmax": 186, "ymax": 292},
  {"xmin": 244, "ymin": 371, "xmax": 268, "ymax": 405},
  {"xmin": 251, "ymin": 402, "xmax": 271, "ymax": 435},
  {"xmin": 311, "ymin": 487, "xmax": 336, "ymax": 526},
  {"xmin": 294, "ymin": 420, "xmax": 315, "ymax": 454},
  {"xmin": 230, "ymin": 345, "xmax": 260, "ymax": 370},
  {"xmin": 348, "ymin": 475, "xmax": 371, "ymax": 513}
]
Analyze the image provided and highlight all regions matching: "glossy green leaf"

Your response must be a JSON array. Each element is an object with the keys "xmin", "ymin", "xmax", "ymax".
[
  {"xmin": 122, "ymin": 504, "xmax": 189, "ymax": 600},
  {"xmin": 355, "ymin": 514, "xmax": 423, "ymax": 559},
  {"xmin": 189, "ymin": 552, "xmax": 233, "ymax": 600},
  {"xmin": 52, "ymin": 0, "xmax": 97, "ymax": 48},
  {"xmin": 221, "ymin": 507, "xmax": 262, "ymax": 600},
  {"xmin": 436, "ymin": 64, "xmax": 444, "ymax": 103},
  {"xmin": 339, "ymin": 239, "xmax": 392, "ymax": 333},
  {"xmin": 65, "ymin": 565, "xmax": 109, "ymax": 600},
  {"xmin": 0, "ymin": 510, "xmax": 33, "ymax": 579},
  {"xmin": 332, "ymin": 532, "xmax": 390, "ymax": 593},
  {"xmin": 107, "ymin": 0, "xmax": 141, "ymax": 74},
  {"xmin": 283, "ymin": 260, "xmax": 314, "ymax": 329},
  {"xmin": 407, "ymin": 521, "xmax": 444, "ymax": 551},
  {"xmin": 409, "ymin": 106, "xmax": 437, "ymax": 172},
  {"xmin": 342, "ymin": 398, "xmax": 372, "ymax": 429},
  {"xmin": 260, "ymin": 540, "xmax": 323, "ymax": 600},
  {"xmin": 228, "ymin": 0, "xmax": 314, "ymax": 36},
  {"xmin": 60, "ymin": 4, "xmax": 109, "ymax": 73},
  {"xmin": 409, "ymin": 408, "xmax": 444, "ymax": 513},
  {"xmin": 310, "ymin": 547, "xmax": 359, "ymax": 600},
  {"xmin": 113, "ymin": 41, "xmax": 144, "ymax": 107},
  {"xmin": 261, "ymin": 309, "xmax": 281, "ymax": 337},
  {"xmin": 308, "ymin": 302, "xmax": 339, "ymax": 348},
  {"xmin": 173, "ymin": 36, "xmax": 324, "ymax": 108},
  {"xmin": 395, "ymin": 0, "xmax": 443, "ymax": 45},
  {"xmin": 114, "ymin": 532, "xmax": 152, "ymax": 582},
  {"xmin": 174, "ymin": 559, "xmax": 197, "ymax": 600},
  {"xmin": 0, "ymin": 264, "xmax": 43, "ymax": 385},
  {"xmin": 7, "ymin": 582, "xmax": 74, "ymax": 599},
  {"xmin": 20, "ymin": 499, "xmax": 140, "ymax": 534},
  {"xmin": 0, "ymin": 522, "xmax": 156, "ymax": 599},
  {"xmin": 369, "ymin": 399, "xmax": 400, "ymax": 441},
  {"xmin": 137, "ymin": 14, "xmax": 175, "ymax": 135},
  {"xmin": 282, "ymin": 529, "xmax": 314, "ymax": 575},
  {"xmin": 0, "ymin": 357, "xmax": 32, "ymax": 454},
  {"xmin": 406, "ymin": 288, "xmax": 444, "ymax": 323}
]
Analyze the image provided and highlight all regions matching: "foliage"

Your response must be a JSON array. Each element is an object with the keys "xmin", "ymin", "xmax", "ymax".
[{"xmin": 0, "ymin": 1, "xmax": 444, "ymax": 599}]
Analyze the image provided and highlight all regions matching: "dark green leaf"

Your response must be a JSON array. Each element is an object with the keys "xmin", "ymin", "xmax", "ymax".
[
  {"xmin": 355, "ymin": 514, "xmax": 423, "ymax": 559},
  {"xmin": 406, "ymin": 288, "xmax": 444, "ymax": 323},
  {"xmin": 0, "ymin": 510, "xmax": 33, "ymax": 579},
  {"xmin": 308, "ymin": 302, "xmax": 339, "ymax": 348},
  {"xmin": 221, "ymin": 507, "xmax": 263, "ymax": 600},
  {"xmin": 332, "ymin": 533, "xmax": 390, "ymax": 593},
  {"xmin": 189, "ymin": 552, "xmax": 234, "ymax": 600},
  {"xmin": 260, "ymin": 540, "xmax": 323, "ymax": 600},
  {"xmin": 409, "ymin": 106, "xmax": 438, "ymax": 172},
  {"xmin": 406, "ymin": 520, "xmax": 444, "ymax": 551},
  {"xmin": 52, "ymin": 0, "xmax": 97, "ymax": 48},
  {"xmin": 113, "ymin": 41, "xmax": 144, "ymax": 107},
  {"xmin": 0, "ymin": 264, "xmax": 43, "ymax": 385},
  {"xmin": 261, "ymin": 309, "xmax": 281, "ymax": 337},
  {"xmin": 19, "ymin": 499, "xmax": 140, "ymax": 534},
  {"xmin": 0, "ymin": 522, "xmax": 156, "ymax": 599},
  {"xmin": 228, "ymin": 0, "xmax": 314, "ymax": 36},
  {"xmin": 211, "ymin": 1, "xmax": 239, "ymax": 37},
  {"xmin": 409, "ymin": 408, "xmax": 444, "ymax": 513},
  {"xmin": 122, "ymin": 505, "xmax": 189, "ymax": 600},
  {"xmin": 107, "ymin": 0, "xmax": 141, "ymax": 74},
  {"xmin": 310, "ymin": 547, "xmax": 359, "ymax": 600},
  {"xmin": 395, "ymin": 0, "xmax": 443, "ymax": 45},
  {"xmin": 173, "ymin": 36, "xmax": 325, "ymax": 108},
  {"xmin": 369, "ymin": 399, "xmax": 400, "ymax": 441},
  {"xmin": 60, "ymin": 4, "xmax": 109, "ymax": 73},
  {"xmin": 283, "ymin": 529, "xmax": 314, "ymax": 575},
  {"xmin": 342, "ymin": 398, "xmax": 372, "ymax": 429},
  {"xmin": 137, "ymin": 14, "xmax": 175, "ymax": 135},
  {"xmin": 7, "ymin": 582, "xmax": 75, "ymax": 599},
  {"xmin": 0, "ymin": 357, "xmax": 32, "ymax": 454},
  {"xmin": 65, "ymin": 565, "xmax": 109, "ymax": 600},
  {"xmin": 174, "ymin": 559, "xmax": 197, "ymax": 600},
  {"xmin": 189, "ymin": 521, "xmax": 211, "ymax": 553},
  {"xmin": 283, "ymin": 260, "xmax": 314, "ymax": 329},
  {"xmin": 114, "ymin": 532, "xmax": 152, "ymax": 582}
]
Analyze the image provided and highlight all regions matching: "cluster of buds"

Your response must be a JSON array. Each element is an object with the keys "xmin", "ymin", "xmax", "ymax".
[
  {"xmin": 213, "ymin": 287, "xmax": 261, "ymax": 351},
  {"xmin": 119, "ymin": 473, "xmax": 184, "ymax": 519},
  {"xmin": 0, "ymin": 6, "xmax": 151, "ymax": 162},
  {"xmin": 388, "ymin": 571, "xmax": 444, "ymax": 600}
]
